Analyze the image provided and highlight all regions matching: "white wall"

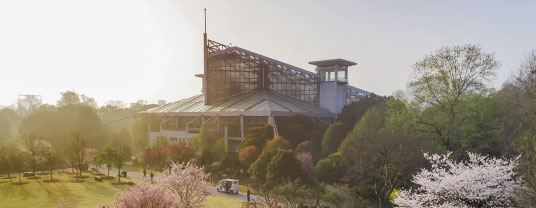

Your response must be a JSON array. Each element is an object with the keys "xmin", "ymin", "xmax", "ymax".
[{"xmin": 319, "ymin": 81, "xmax": 347, "ymax": 114}]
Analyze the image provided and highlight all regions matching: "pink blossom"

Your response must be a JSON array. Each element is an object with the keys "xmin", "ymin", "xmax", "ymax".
[
  {"xmin": 114, "ymin": 183, "xmax": 175, "ymax": 208},
  {"xmin": 155, "ymin": 162, "xmax": 212, "ymax": 208},
  {"xmin": 296, "ymin": 152, "xmax": 314, "ymax": 179}
]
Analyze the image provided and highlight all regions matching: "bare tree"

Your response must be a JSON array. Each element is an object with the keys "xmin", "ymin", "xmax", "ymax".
[
  {"xmin": 23, "ymin": 134, "xmax": 40, "ymax": 177},
  {"xmin": 0, "ymin": 144, "xmax": 16, "ymax": 180},
  {"xmin": 71, "ymin": 133, "xmax": 86, "ymax": 181}
]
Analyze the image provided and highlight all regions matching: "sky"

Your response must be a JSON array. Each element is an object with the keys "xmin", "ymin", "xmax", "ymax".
[{"xmin": 1, "ymin": 0, "xmax": 535, "ymax": 107}]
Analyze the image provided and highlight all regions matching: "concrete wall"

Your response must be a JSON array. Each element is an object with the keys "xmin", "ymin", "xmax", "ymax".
[{"xmin": 319, "ymin": 81, "xmax": 347, "ymax": 114}]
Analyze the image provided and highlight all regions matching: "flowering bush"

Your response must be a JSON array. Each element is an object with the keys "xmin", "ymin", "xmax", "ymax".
[
  {"xmin": 394, "ymin": 152, "xmax": 521, "ymax": 207},
  {"xmin": 156, "ymin": 162, "xmax": 212, "ymax": 208},
  {"xmin": 296, "ymin": 152, "xmax": 314, "ymax": 179},
  {"xmin": 114, "ymin": 183, "xmax": 175, "ymax": 208}
]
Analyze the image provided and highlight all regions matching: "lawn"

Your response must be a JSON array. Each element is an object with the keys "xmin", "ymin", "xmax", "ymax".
[
  {"xmin": 0, "ymin": 172, "xmax": 243, "ymax": 208},
  {"xmin": 204, "ymin": 195, "xmax": 244, "ymax": 208},
  {"xmin": 0, "ymin": 172, "xmax": 136, "ymax": 208}
]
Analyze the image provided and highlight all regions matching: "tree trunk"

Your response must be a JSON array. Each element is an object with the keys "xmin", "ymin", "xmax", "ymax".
[
  {"xmin": 18, "ymin": 171, "xmax": 21, "ymax": 184},
  {"xmin": 107, "ymin": 166, "xmax": 110, "ymax": 177},
  {"xmin": 50, "ymin": 162, "xmax": 53, "ymax": 181},
  {"xmin": 118, "ymin": 168, "xmax": 121, "ymax": 182},
  {"xmin": 32, "ymin": 155, "xmax": 36, "ymax": 175}
]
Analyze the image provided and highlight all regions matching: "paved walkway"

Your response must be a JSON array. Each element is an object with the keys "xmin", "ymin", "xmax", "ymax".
[{"xmin": 89, "ymin": 165, "xmax": 260, "ymax": 203}]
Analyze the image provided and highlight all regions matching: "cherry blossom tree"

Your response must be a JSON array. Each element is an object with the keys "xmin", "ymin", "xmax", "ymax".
[
  {"xmin": 35, "ymin": 140, "xmax": 57, "ymax": 181},
  {"xmin": 394, "ymin": 152, "xmax": 521, "ymax": 207},
  {"xmin": 296, "ymin": 152, "xmax": 314, "ymax": 180},
  {"xmin": 114, "ymin": 183, "xmax": 175, "ymax": 208},
  {"xmin": 156, "ymin": 162, "xmax": 212, "ymax": 208}
]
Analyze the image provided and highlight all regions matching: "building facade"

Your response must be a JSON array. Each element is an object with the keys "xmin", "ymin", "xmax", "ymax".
[{"xmin": 141, "ymin": 36, "xmax": 371, "ymax": 151}]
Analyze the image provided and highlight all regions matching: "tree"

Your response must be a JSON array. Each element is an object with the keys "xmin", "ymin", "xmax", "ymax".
[
  {"xmin": 409, "ymin": 44, "xmax": 499, "ymax": 152},
  {"xmin": 23, "ymin": 134, "xmax": 42, "ymax": 176},
  {"xmin": 321, "ymin": 122, "xmax": 348, "ymax": 157},
  {"xmin": 341, "ymin": 107, "xmax": 386, "ymax": 163},
  {"xmin": 273, "ymin": 179, "xmax": 315, "ymax": 208},
  {"xmin": 265, "ymin": 136, "xmax": 291, "ymax": 152},
  {"xmin": 0, "ymin": 113, "xmax": 11, "ymax": 142},
  {"xmin": 502, "ymin": 50, "xmax": 536, "ymax": 205},
  {"xmin": 96, "ymin": 146, "xmax": 119, "ymax": 177},
  {"xmin": 166, "ymin": 142, "xmax": 194, "ymax": 164},
  {"xmin": 188, "ymin": 122, "xmax": 224, "ymax": 166},
  {"xmin": 153, "ymin": 135, "xmax": 169, "ymax": 149},
  {"xmin": 70, "ymin": 133, "xmax": 86, "ymax": 180},
  {"xmin": 80, "ymin": 94, "xmax": 98, "ymax": 109},
  {"xmin": 57, "ymin": 91, "xmax": 81, "ymax": 106},
  {"xmin": 277, "ymin": 114, "xmax": 326, "ymax": 148},
  {"xmin": 322, "ymin": 184, "xmax": 356, "ymax": 208},
  {"xmin": 315, "ymin": 152, "xmax": 345, "ymax": 185},
  {"xmin": 36, "ymin": 140, "xmax": 57, "ymax": 181},
  {"xmin": 238, "ymin": 145, "xmax": 259, "ymax": 168},
  {"xmin": 114, "ymin": 144, "xmax": 129, "ymax": 182},
  {"xmin": 11, "ymin": 147, "xmax": 26, "ymax": 184},
  {"xmin": 156, "ymin": 162, "xmax": 212, "ymax": 208},
  {"xmin": 0, "ymin": 108, "xmax": 22, "ymax": 142},
  {"xmin": 394, "ymin": 152, "xmax": 521, "ymax": 207},
  {"xmin": 19, "ymin": 104, "xmax": 105, "ymax": 149},
  {"xmin": 112, "ymin": 128, "xmax": 133, "ymax": 156},
  {"xmin": 249, "ymin": 150, "xmax": 277, "ymax": 186},
  {"xmin": 114, "ymin": 183, "xmax": 175, "ymax": 208},
  {"xmin": 295, "ymin": 141, "xmax": 318, "ymax": 162},
  {"xmin": 337, "ymin": 94, "xmax": 386, "ymax": 131},
  {"xmin": 265, "ymin": 150, "xmax": 301, "ymax": 187},
  {"xmin": 239, "ymin": 125, "xmax": 274, "ymax": 151},
  {"xmin": 296, "ymin": 152, "xmax": 314, "ymax": 180},
  {"xmin": 341, "ymin": 107, "xmax": 427, "ymax": 207},
  {"xmin": 0, "ymin": 144, "xmax": 16, "ymax": 179}
]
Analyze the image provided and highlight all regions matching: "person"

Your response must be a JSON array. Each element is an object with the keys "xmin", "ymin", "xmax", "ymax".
[
  {"xmin": 150, "ymin": 171, "xmax": 154, "ymax": 182},
  {"xmin": 143, "ymin": 168, "xmax": 147, "ymax": 178},
  {"xmin": 247, "ymin": 188, "xmax": 251, "ymax": 202}
]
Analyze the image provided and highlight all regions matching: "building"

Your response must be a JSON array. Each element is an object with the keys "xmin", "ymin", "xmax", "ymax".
[
  {"xmin": 140, "ymin": 33, "xmax": 371, "ymax": 150},
  {"xmin": 18, "ymin": 94, "xmax": 42, "ymax": 111}
]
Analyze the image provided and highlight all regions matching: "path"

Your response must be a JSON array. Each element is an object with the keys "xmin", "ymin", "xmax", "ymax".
[{"xmin": 89, "ymin": 165, "xmax": 260, "ymax": 203}]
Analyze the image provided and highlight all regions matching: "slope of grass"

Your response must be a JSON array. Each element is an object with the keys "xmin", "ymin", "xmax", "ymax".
[{"xmin": 0, "ymin": 172, "xmax": 243, "ymax": 208}]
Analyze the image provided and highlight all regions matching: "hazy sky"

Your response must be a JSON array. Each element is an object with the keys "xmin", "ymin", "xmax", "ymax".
[{"xmin": 1, "ymin": 0, "xmax": 535, "ymax": 107}]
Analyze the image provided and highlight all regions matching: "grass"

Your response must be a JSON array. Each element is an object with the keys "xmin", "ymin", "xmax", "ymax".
[
  {"xmin": 203, "ymin": 195, "xmax": 243, "ymax": 208},
  {"xmin": 0, "ymin": 172, "xmax": 243, "ymax": 208},
  {"xmin": 0, "ymin": 172, "xmax": 137, "ymax": 208}
]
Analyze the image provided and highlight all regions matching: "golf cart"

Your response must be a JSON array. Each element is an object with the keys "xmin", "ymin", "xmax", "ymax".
[{"xmin": 216, "ymin": 179, "xmax": 239, "ymax": 194}]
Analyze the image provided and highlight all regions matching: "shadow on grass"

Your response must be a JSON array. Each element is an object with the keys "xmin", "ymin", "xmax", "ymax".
[{"xmin": 37, "ymin": 179, "xmax": 59, "ymax": 203}]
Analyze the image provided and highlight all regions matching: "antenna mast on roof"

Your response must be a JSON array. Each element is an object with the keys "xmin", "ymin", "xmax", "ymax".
[{"xmin": 203, "ymin": 8, "xmax": 209, "ymax": 104}]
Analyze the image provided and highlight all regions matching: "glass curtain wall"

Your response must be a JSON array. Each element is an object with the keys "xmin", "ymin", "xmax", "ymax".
[{"xmin": 206, "ymin": 43, "xmax": 320, "ymax": 105}]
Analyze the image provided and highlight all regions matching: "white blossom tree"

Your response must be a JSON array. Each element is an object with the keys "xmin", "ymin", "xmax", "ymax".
[
  {"xmin": 155, "ymin": 162, "xmax": 212, "ymax": 208},
  {"xmin": 394, "ymin": 152, "xmax": 521, "ymax": 207}
]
